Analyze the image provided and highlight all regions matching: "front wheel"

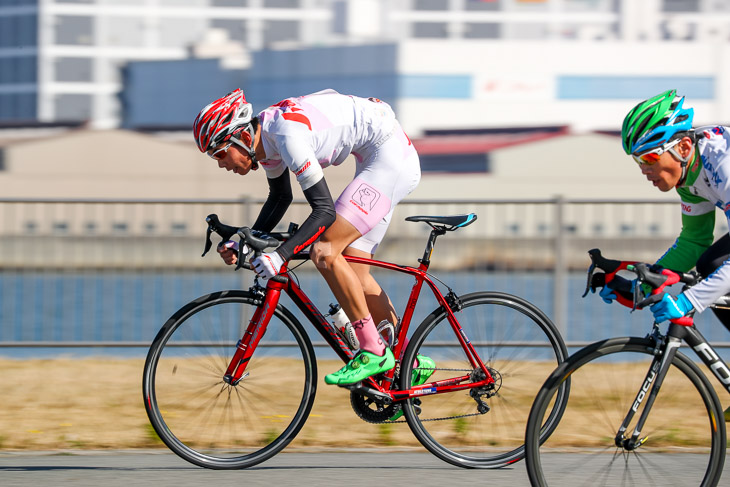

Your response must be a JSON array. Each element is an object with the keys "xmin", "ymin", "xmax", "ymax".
[
  {"xmin": 525, "ymin": 337, "xmax": 726, "ymax": 487},
  {"xmin": 400, "ymin": 291, "xmax": 569, "ymax": 468},
  {"xmin": 143, "ymin": 290, "xmax": 317, "ymax": 469}
]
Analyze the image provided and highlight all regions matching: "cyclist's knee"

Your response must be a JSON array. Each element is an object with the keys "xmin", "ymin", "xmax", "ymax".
[{"xmin": 311, "ymin": 241, "xmax": 334, "ymax": 270}]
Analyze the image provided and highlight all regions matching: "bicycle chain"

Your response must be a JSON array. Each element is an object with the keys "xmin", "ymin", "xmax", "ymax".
[{"xmin": 350, "ymin": 367, "xmax": 491, "ymax": 424}]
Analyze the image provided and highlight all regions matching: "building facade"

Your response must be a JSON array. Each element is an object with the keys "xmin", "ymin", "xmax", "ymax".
[{"xmin": 2, "ymin": 0, "xmax": 730, "ymax": 128}]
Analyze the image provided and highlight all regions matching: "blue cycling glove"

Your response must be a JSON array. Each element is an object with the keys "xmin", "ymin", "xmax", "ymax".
[
  {"xmin": 598, "ymin": 286, "xmax": 617, "ymax": 304},
  {"xmin": 649, "ymin": 293, "xmax": 693, "ymax": 323}
]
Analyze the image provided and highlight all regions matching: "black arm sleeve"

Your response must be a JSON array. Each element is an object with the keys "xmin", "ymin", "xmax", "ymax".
[
  {"xmin": 275, "ymin": 177, "xmax": 336, "ymax": 261},
  {"xmin": 252, "ymin": 171, "xmax": 293, "ymax": 233}
]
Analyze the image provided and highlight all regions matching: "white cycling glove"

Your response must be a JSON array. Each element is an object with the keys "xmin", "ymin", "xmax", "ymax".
[{"xmin": 252, "ymin": 251, "xmax": 285, "ymax": 279}]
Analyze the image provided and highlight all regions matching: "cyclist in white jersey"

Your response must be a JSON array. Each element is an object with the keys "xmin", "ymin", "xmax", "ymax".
[
  {"xmin": 193, "ymin": 89, "xmax": 430, "ymax": 387},
  {"xmin": 609, "ymin": 89, "xmax": 730, "ymax": 330}
]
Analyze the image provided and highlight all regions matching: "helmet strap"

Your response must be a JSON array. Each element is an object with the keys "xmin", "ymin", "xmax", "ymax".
[
  {"xmin": 234, "ymin": 125, "xmax": 258, "ymax": 169},
  {"xmin": 670, "ymin": 143, "xmax": 696, "ymax": 186}
]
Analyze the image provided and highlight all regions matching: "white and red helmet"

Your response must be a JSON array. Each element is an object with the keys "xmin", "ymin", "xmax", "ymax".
[{"xmin": 193, "ymin": 89, "xmax": 255, "ymax": 153}]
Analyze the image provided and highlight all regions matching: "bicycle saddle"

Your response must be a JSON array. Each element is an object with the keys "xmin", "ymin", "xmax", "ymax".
[{"xmin": 405, "ymin": 214, "xmax": 477, "ymax": 230}]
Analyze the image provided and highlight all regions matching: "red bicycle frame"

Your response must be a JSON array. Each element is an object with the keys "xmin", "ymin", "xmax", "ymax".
[{"xmin": 222, "ymin": 249, "xmax": 494, "ymax": 402}]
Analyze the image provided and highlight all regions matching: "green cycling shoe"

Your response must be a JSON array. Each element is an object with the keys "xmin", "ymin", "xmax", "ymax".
[
  {"xmin": 389, "ymin": 354, "xmax": 436, "ymax": 421},
  {"xmin": 324, "ymin": 348, "xmax": 395, "ymax": 385}
]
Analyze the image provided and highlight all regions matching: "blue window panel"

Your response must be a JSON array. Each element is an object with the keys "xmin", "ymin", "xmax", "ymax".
[
  {"xmin": 557, "ymin": 76, "xmax": 715, "ymax": 100},
  {"xmin": 399, "ymin": 75, "xmax": 471, "ymax": 98}
]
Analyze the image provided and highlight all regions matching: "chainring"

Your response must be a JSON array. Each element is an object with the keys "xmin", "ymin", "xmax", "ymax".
[{"xmin": 350, "ymin": 391, "xmax": 399, "ymax": 424}]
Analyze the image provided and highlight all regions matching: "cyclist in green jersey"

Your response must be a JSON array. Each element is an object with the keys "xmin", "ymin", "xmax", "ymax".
[{"xmin": 605, "ymin": 89, "xmax": 730, "ymax": 334}]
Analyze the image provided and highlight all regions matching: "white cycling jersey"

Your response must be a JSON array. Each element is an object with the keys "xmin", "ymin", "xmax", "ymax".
[
  {"xmin": 671, "ymin": 125, "xmax": 730, "ymax": 312},
  {"xmin": 255, "ymin": 89, "xmax": 420, "ymax": 254},
  {"xmin": 257, "ymin": 89, "xmax": 397, "ymax": 190}
]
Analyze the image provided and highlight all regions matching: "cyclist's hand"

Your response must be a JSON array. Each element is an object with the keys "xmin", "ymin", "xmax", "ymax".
[
  {"xmin": 649, "ymin": 292, "xmax": 693, "ymax": 323},
  {"xmin": 598, "ymin": 286, "xmax": 617, "ymax": 304},
  {"xmin": 217, "ymin": 240, "xmax": 248, "ymax": 266},
  {"xmin": 252, "ymin": 251, "xmax": 284, "ymax": 279}
]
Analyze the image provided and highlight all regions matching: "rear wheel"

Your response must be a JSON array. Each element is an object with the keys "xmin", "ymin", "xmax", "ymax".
[
  {"xmin": 401, "ymin": 292, "xmax": 569, "ymax": 468},
  {"xmin": 525, "ymin": 337, "xmax": 726, "ymax": 486},
  {"xmin": 143, "ymin": 290, "xmax": 317, "ymax": 469}
]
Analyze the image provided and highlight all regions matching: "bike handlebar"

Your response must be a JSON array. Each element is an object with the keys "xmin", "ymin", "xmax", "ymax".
[
  {"xmin": 584, "ymin": 248, "xmax": 698, "ymax": 326},
  {"xmin": 202, "ymin": 214, "xmax": 293, "ymax": 282}
]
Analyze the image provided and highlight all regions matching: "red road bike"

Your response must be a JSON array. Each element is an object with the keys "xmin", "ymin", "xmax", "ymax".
[{"xmin": 143, "ymin": 213, "xmax": 569, "ymax": 469}]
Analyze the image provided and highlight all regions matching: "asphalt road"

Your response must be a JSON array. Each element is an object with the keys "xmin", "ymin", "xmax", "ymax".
[
  {"xmin": 1, "ymin": 450, "xmax": 728, "ymax": 487},
  {"xmin": 0, "ymin": 450, "xmax": 525, "ymax": 487}
]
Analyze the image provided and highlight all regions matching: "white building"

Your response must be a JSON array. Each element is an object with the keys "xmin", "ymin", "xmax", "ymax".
[{"xmin": 2, "ymin": 0, "xmax": 730, "ymax": 128}]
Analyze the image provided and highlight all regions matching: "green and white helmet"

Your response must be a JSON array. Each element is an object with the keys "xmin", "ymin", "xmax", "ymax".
[{"xmin": 621, "ymin": 89, "xmax": 694, "ymax": 155}]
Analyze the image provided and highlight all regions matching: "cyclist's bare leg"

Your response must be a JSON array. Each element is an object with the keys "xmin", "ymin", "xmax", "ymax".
[
  {"xmin": 343, "ymin": 246, "xmax": 397, "ymax": 327},
  {"xmin": 312, "ymin": 216, "xmax": 387, "ymax": 355}
]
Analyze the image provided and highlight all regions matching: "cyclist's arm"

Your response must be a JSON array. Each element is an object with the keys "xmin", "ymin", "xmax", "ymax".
[
  {"xmin": 655, "ymin": 188, "xmax": 715, "ymax": 272},
  {"xmin": 655, "ymin": 212, "xmax": 715, "ymax": 272},
  {"xmin": 252, "ymin": 171, "xmax": 293, "ymax": 233},
  {"xmin": 275, "ymin": 177, "xmax": 336, "ymax": 261},
  {"xmin": 674, "ymin": 185, "xmax": 729, "ymax": 313}
]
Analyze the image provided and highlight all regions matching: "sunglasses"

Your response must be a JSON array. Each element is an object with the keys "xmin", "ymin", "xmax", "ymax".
[
  {"xmin": 632, "ymin": 138, "xmax": 682, "ymax": 166},
  {"xmin": 207, "ymin": 137, "xmax": 248, "ymax": 160}
]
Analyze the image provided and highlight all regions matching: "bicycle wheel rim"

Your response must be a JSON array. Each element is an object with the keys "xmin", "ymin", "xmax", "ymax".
[
  {"xmin": 143, "ymin": 292, "xmax": 316, "ymax": 469},
  {"xmin": 401, "ymin": 292, "xmax": 569, "ymax": 468},
  {"xmin": 525, "ymin": 337, "xmax": 726, "ymax": 487}
]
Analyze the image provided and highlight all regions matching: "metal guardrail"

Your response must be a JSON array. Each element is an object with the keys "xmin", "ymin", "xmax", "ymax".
[{"xmin": 2, "ymin": 198, "xmax": 730, "ymax": 352}]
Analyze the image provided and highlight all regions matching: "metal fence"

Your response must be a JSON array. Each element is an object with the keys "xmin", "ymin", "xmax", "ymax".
[{"xmin": 1, "ymin": 197, "xmax": 729, "ymax": 353}]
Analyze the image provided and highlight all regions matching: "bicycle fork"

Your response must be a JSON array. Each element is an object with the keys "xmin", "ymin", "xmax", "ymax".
[
  {"xmin": 615, "ymin": 335, "xmax": 682, "ymax": 451},
  {"xmin": 223, "ymin": 286, "xmax": 282, "ymax": 385}
]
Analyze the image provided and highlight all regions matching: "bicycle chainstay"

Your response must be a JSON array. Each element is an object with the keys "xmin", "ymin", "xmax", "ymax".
[{"xmin": 350, "ymin": 367, "xmax": 494, "ymax": 424}]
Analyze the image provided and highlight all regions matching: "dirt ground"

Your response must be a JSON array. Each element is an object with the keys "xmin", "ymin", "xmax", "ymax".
[{"xmin": 0, "ymin": 357, "xmax": 726, "ymax": 452}]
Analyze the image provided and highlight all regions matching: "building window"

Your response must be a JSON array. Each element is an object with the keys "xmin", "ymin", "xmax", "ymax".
[
  {"xmin": 465, "ymin": 23, "xmax": 500, "ymax": 39},
  {"xmin": 160, "ymin": 18, "xmax": 205, "ymax": 48},
  {"xmin": 54, "ymin": 94, "xmax": 92, "ymax": 121},
  {"xmin": 466, "ymin": 0, "xmax": 500, "ymax": 11},
  {"xmin": 54, "ymin": 16, "xmax": 94, "ymax": 45},
  {"xmin": 413, "ymin": 22, "xmax": 448, "ymax": 38},
  {"xmin": 662, "ymin": 0, "xmax": 700, "ymax": 12},
  {"xmin": 415, "ymin": 0, "xmax": 449, "ymax": 10},
  {"xmin": 263, "ymin": 20, "xmax": 299, "ymax": 45},
  {"xmin": 85, "ymin": 222, "xmax": 97, "ymax": 234},
  {"xmin": 212, "ymin": 0, "xmax": 248, "ymax": 5},
  {"xmin": 55, "ymin": 57, "xmax": 93, "ymax": 82},
  {"xmin": 419, "ymin": 153, "xmax": 490, "ymax": 173},
  {"xmin": 171, "ymin": 222, "xmax": 187, "ymax": 234},
  {"xmin": 620, "ymin": 223, "xmax": 635, "ymax": 235},
  {"xmin": 103, "ymin": 16, "xmax": 145, "ymax": 47},
  {"xmin": 53, "ymin": 222, "xmax": 69, "ymax": 234},
  {"xmin": 265, "ymin": 0, "xmax": 300, "ymax": 8},
  {"xmin": 648, "ymin": 223, "xmax": 661, "ymax": 235},
  {"xmin": 507, "ymin": 223, "xmax": 521, "ymax": 235},
  {"xmin": 112, "ymin": 223, "xmax": 128, "ymax": 234},
  {"xmin": 211, "ymin": 19, "xmax": 247, "ymax": 43},
  {"xmin": 25, "ymin": 221, "xmax": 37, "ymax": 234}
]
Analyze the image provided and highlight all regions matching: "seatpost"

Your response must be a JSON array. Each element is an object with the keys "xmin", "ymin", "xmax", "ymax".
[{"xmin": 420, "ymin": 227, "xmax": 446, "ymax": 266}]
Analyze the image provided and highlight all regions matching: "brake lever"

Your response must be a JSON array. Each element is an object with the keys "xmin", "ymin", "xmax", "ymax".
[
  {"xmin": 582, "ymin": 262, "xmax": 597, "ymax": 298},
  {"xmin": 235, "ymin": 236, "xmax": 247, "ymax": 271},
  {"xmin": 202, "ymin": 225, "xmax": 213, "ymax": 257}
]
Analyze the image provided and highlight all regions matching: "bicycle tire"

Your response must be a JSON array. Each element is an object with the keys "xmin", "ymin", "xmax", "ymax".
[
  {"xmin": 525, "ymin": 336, "xmax": 726, "ymax": 487},
  {"xmin": 400, "ymin": 291, "xmax": 569, "ymax": 468},
  {"xmin": 143, "ymin": 290, "xmax": 317, "ymax": 469}
]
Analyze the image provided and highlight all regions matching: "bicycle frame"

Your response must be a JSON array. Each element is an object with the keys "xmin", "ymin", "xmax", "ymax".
[
  {"xmin": 616, "ymin": 320, "xmax": 730, "ymax": 450},
  {"xmin": 221, "ymin": 231, "xmax": 494, "ymax": 403}
]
